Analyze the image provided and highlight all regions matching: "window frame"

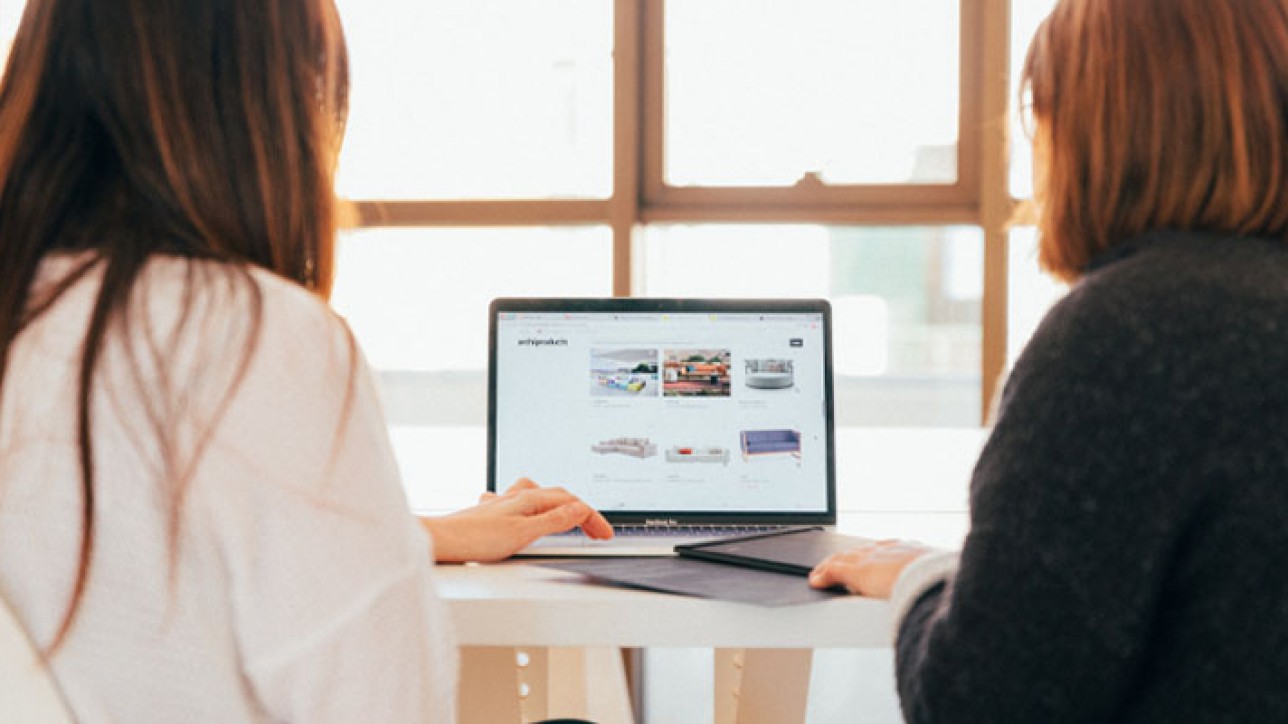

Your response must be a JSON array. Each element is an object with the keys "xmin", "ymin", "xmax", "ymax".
[
  {"xmin": 639, "ymin": 0, "xmax": 984, "ymax": 217},
  {"xmin": 348, "ymin": 0, "xmax": 1015, "ymax": 423}
]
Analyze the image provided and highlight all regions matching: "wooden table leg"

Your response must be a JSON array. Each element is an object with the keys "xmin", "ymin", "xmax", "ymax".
[
  {"xmin": 459, "ymin": 646, "xmax": 523, "ymax": 723},
  {"xmin": 459, "ymin": 647, "xmax": 635, "ymax": 724},
  {"xmin": 715, "ymin": 648, "xmax": 813, "ymax": 724}
]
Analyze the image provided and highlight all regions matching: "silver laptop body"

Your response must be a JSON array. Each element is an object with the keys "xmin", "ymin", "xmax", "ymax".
[{"xmin": 488, "ymin": 297, "xmax": 837, "ymax": 556}]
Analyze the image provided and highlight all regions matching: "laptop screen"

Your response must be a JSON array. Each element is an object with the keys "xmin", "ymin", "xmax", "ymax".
[{"xmin": 488, "ymin": 298, "xmax": 835, "ymax": 524}]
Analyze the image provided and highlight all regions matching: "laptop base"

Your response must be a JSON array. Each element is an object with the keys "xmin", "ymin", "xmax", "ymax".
[{"xmin": 512, "ymin": 525, "xmax": 832, "ymax": 557}]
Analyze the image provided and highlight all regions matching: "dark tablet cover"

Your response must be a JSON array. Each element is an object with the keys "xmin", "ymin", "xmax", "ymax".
[
  {"xmin": 537, "ymin": 556, "xmax": 845, "ymax": 606},
  {"xmin": 675, "ymin": 526, "xmax": 873, "ymax": 576}
]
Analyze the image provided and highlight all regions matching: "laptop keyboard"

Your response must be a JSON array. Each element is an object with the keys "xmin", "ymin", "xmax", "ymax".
[{"xmin": 555, "ymin": 524, "xmax": 788, "ymax": 538}]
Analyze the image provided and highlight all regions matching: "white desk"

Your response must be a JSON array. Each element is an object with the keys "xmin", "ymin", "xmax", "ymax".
[
  {"xmin": 439, "ymin": 561, "xmax": 896, "ymax": 724},
  {"xmin": 435, "ymin": 510, "xmax": 972, "ymax": 722},
  {"xmin": 438, "ymin": 561, "xmax": 893, "ymax": 649}
]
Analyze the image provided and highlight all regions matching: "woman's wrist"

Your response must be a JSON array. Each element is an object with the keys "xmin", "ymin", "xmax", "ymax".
[
  {"xmin": 887, "ymin": 549, "xmax": 961, "ymax": 640},
  {"xmin": 417, "ymin": 516, "xmax": 457, "ymax": 563}
]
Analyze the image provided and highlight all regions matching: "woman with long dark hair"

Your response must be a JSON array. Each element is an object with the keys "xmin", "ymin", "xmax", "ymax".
[{"xmin": 0, "ymin": 1, "xmax": 609, "ymax": 719}]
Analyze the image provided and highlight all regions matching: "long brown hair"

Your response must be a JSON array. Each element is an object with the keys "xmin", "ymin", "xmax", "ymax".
[
  {"xmin": 1022, "ymin": 0, "xmax": 1288, "ymax": 281},
  {"xmin": 0, "ymin": 0, "xmax": 349, "ymax": 649}
]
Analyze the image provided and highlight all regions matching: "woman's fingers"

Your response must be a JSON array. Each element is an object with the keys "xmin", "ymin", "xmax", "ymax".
[
  {"xmin": 808, "ymin": 541, "xmax": 931, "ymax": 598},
  {"xmin": 809, "ymin": 550, "xmax": 873, "ymax": 593},
  {"xmin": 504, "ymin": 487, "xmax": 616, "ymax": 539},
  {"xmin": 502, "ymin": 477, "xmax": 540, "ymax": 495}
]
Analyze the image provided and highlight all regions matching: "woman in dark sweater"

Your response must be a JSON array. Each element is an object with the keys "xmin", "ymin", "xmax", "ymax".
[{"xmin": 809, "ymin": 0, "xmax": 1288, "ymax": 721}]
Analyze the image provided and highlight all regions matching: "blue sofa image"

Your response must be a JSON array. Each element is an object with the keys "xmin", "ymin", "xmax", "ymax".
[{"xmin": 739, "ymin": 429, "xmax": 802, "ymax": 461}]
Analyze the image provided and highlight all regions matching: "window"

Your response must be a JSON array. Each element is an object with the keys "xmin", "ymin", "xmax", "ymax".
[
  {"xmin": 335, "ymin": 0, "xmax": 613, "ymax": 200},
  {"xmin": 330, "ymin": 0, "xmax": 1008, "ymax": 446},
  {"xmin": 326, "ymin": 0, "xmax": 1023, "ymax": 513},
  {"xmin": 1009, "ymin": 0, "xmax": 1059, "ymax": 199},
  {"xmin": 661, "ymin": 2, "xmax": 960, "ymax": 188}
]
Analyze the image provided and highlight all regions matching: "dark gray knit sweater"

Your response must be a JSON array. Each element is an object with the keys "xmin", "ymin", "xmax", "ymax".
[{"xmin": 897, "ymin": 230, "xmax": 1288, "ymax": 723}]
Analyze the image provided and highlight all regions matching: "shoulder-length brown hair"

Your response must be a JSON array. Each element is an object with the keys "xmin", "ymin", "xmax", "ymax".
[
  {"xmin": 0, "ymin": 0, "xmax": 349, "ymax": 649},
  {"xmin": 1022, "ymin": 0, "xmax": 1288, "ymax": 281}
]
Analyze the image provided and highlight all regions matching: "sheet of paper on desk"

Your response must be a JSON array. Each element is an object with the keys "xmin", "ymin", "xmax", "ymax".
[{"xmin": 537, "ymin": 557, "xmax": 846, "ymax": 606}]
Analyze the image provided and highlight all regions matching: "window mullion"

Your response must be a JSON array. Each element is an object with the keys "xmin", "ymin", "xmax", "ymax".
[
  {"xmin": 612, "ymin": 0, "xmax": 646, "ymax": 297},
  {"xmin": 978, "ymin": 0, "xmax": 1014, "ymax": 423}
]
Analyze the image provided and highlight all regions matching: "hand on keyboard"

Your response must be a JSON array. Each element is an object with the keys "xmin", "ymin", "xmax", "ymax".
[{"xmin": 419, "ymin": 478, "xmax": 614, "ymax": 562}]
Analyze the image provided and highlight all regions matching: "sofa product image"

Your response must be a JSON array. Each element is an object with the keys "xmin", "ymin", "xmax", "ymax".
[
  {"xmin": 739, "ymin": 429, "xmax": 801, "ymax": 460},
  {"xmin": 596, "ymin": 374, "xmax": 649, "ymax": 393},
  {"xmin": 590, "ymin": 437, "xmax": 658, "ymax": 458},
  {"xmin": 665, "ymin": 446, "xmax": 730, "ymax": 465},
  {"xmin": 744, "ymin": 359, "xmax": 795, "ymax": 389}
]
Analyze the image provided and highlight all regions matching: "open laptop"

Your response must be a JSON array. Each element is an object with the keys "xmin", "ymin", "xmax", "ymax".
[{"xmin": 488, "ymin": 297, "xmax": 836, "ymax": 556}]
